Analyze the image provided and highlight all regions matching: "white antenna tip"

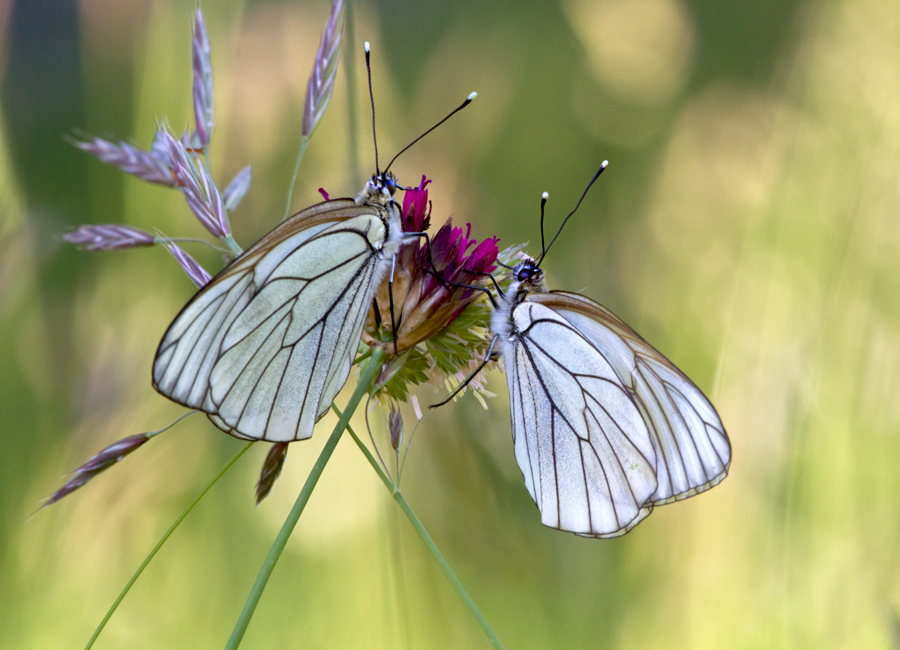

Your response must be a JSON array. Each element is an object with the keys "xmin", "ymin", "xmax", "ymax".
[
  {"xmin": 364, "ymin": 41, "xmax": 370, "ymax": 53},
  {"xmin": 601, "ymin": 160, "xmax": 609, "ymax": 168},
  {"xmin": 541, "ymin": 192, "xmax": 549, "ymax": 200},
  {"xmin": 467, "ymin": 91, "xmax": 478, "ymax": 101}
]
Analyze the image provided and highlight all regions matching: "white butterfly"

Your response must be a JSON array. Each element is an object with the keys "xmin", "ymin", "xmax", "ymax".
[
  {"xmin": 447, "ymin": 163, "xmax": 731, "ymax": 537},
  {"xmin": 153, "ymin": 174, "xmax": 408, "ymax": 442},
  {"xmin": 491, "ymin": 255, "xmax": 731, "ymax": 537},
  {"xmin": 153, "ymin": 45, "xmax": 476, "ymax": 443}
]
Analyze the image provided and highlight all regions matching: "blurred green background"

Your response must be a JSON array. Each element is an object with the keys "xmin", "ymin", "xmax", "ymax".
[{"xmin": 2, "ymin": 0, "xmax": 899, "ymax": 647}]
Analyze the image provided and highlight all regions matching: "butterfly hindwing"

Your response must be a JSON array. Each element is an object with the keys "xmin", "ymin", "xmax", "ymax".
[
  {"xmin": 503, "ymin": 300, "xmax": 659, "ymax": 538},
  {"xmin": 529, "ymin": 291, "xmax": 732, "ymax": 506}
]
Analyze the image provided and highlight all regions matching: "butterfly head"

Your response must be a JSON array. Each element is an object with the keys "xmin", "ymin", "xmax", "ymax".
[
  {"xmin": 358, "ymin": 171, "xmax": 399, "ymax": 206},
  {"xmin": 510, "ymin": 256, "xmax": 546, "ymax": 294}
]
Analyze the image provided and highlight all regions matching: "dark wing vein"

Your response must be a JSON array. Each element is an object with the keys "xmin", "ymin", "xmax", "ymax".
[
  {"xmin": 662, "ymin": 377, "xmax": 729, "ymax": 466},
  {"xmin": 213, "ymin": 245, "xmax": 379, "ymax": 441},
  {"xmin": 154, "ymin": 213, "xmax": 387, "ymax": 442},
  {"xmin": 545, "ymin": 299, "xmax": 731, "ymax": 505},
  {"xmin": 153, "ymin": 272, "xmax": 254, "ymax": 407},
  {"xmin": 220, "ymin": 244, "xmax": 370, "ymax": 353},
  {"xmin": 524, "ymin": 326, "xmax": 657, "ymax": 470},
  {"xmin": 218, "ymin": 303, "xmax": 295, "ymax": 416},
  {"xmin": 507, "ymin": 303, "xmax": 657, "ymax": 537}
]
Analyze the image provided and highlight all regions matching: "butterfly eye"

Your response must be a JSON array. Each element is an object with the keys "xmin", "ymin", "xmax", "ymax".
[
  {"xmin": 382, "ymin": 173, "xmax": 398, "ymax": 196},
  {"xmin": 515, "ymin": 262, "xmax": 536, "ymax": 283}
]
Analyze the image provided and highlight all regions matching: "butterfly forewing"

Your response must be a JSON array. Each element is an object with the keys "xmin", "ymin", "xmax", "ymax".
[
  {"xmin": 153, "ymin": 199, "xmax": 397, "ymax": 442},
  {"xmin": 527, "ymin": 291, "xmax": 732, "ymax": 506},
  {"xmin": 504, "ymin": 300, "xmax": 659, "ymax": 538},
  {"xmin": 154, "ymin": 271, "xmax": 252, "ymax": 407}
]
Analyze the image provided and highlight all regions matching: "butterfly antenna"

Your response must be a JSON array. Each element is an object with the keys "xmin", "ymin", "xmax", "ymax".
[
  {"xmin": 537, "ymin": 160, "xmax": 608, "ymax": 266},
  {"xmin": 538, "ymin": 191, "xmax": 549, "ymax": 260},
  {"xmin": 383, "ymin": 91, "xmax": 477, "ymax": 173},
  {"xmin": 365, "ymin": 42, "xmax": 380, "ymax": 174}
]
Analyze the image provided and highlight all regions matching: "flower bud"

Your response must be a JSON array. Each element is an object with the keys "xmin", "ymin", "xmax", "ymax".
[
  {"xmin": 255, "ymin": 443, "xmax": 290, "ymax": 505},
  {"xmin": 42, "ymin": 433, "xmax": 152, "ymax": 508},
  {"xmin": 388, "ymin": 405, "xmax": 404, "ymax": 451}
]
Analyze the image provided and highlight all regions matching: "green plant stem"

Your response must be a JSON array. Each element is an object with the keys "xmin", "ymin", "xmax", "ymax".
[
  {"xmin": 159, "ymin": 237, "xmax": 230, "ymax": 252},
  {"xmin": 335, "ymin": 408, "xmax": 506, "ymax": 650},
  {"xmin": 85, "ymin": 441, "xmax": 254, "ymax": 650},
  {"xmin": 283, "ymin": 136, "xmax": 310, "ymax": 221},
  {"xmin": 391, "ymin": 491, "xmax": 505, "ymax": 650},
  {"xmin": 225, "ymin": 348, "xmax": 387, "ymax": 650},
  {"xmin": 221, "ymin": 234, "xmax": 243, "ymax": 256}
]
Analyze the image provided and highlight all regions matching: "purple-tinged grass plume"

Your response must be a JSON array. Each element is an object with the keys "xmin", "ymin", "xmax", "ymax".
[
  {"xmin": 42, "ymin": 433, "xmax": 154, "ymax": 509},
  {"xmin": 192, "ymin": 8, "xmax": 215, "ymax": 148},
  {"xmin": 163, "ymin": 130, "xmax": 230, "ymax": 240},
  {"xmin": 64, "ymin": 224, "xmax": 156, "ymax": 251},
  {"xmin": 72, "ymin": 135, "xmax": 176, "ymax": 187},
  {"xmin": 222, "ymin": 166, "xmax": 252, "ymax": 212},
  {"xmin": 283, "ymin": 0, "xmax": 344, "ymax": 219},
  {"xmin": 69, "ymin": 9, "xmax": 247, "ymax": 262},
  {"xmin": 388, "ymin": 405, "xmax": 404, "ymax": 452},
  {"xmin": 159, "ymin": 237, "xmax": 212, "ymax": 288},
  {"xmin": 302, "ymin": 0, "xmax": 344, "ymax": 139},
  {"xmin": 42, "ymin": 412, "xmax": 199, "ymax": 509}
]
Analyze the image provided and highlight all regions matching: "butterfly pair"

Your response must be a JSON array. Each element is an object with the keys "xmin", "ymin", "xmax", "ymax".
[{"xmin": 152, "ymin": 134, "xmax": 730, "ymax": 539}]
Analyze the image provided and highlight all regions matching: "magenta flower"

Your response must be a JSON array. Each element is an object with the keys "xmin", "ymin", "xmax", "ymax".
[
  {"xmin": 364, "ymin": 176, "xmax": 499, "ymax": 355},
  {"xmin": 401, "ymin": 176, "xmax": 432, "ymax": 231},
  {"xmin": 410, "ymin": 217, "xmax": 500, "ymax": 324}
]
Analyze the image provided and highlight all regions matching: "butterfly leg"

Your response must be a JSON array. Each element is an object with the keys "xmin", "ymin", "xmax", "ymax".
[
  {"xmin": 388, "ymin": 254, "xmax": 399, "ymax": 356},
  {"xmin": 404, "ymin": 231, "xmax": 500, "ymax": 309},
  {"xmin": 430, "ymin": 334, "xmax": 499, "ymax": 408}
]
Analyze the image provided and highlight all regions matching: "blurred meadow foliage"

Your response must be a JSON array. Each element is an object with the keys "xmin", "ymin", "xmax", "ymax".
[{"xmin": 2, "ymin": 0, "xmax": 900, "ymax": 647}]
